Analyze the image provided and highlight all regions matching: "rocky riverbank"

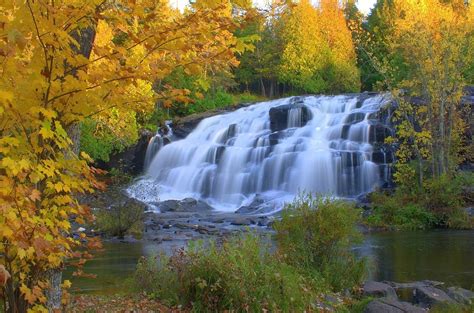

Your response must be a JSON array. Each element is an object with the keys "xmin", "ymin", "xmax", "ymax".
[
  {"xmin": 362, "ymin": 280, "xmax": 474, "ymax": 312},
  {"xmin": 78, "ymin": 183, "xmax": 276, "ymax": 251}
]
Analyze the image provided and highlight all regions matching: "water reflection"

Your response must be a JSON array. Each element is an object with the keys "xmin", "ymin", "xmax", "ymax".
[
  {"xmin": 359, "ymin": 230, "xmax": 474, "ymax": 289},
  {"xmin": 67, "ymin": 230, "xmax": 474, "ymax": 294}
]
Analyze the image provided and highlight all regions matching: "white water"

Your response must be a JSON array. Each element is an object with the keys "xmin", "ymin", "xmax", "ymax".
[
  {"xmin": 143, "ymin": 121, "xmax": 173, "ymax": 171},
  {"xmin": 128, "ymin": 94, "xmax": 393, "ymax": 212}
]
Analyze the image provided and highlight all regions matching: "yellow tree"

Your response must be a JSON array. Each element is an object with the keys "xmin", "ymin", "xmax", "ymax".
[
  {"xmin": 0, "ymin": 0, "xmax": 250, "ymax": 311},
  {"xmin": 319, "ymin": 0, "xmax": 360, "ymax": 92},
  {"xmin": 279, "ymin": 0, "xmax": 330, "ymax": 92},
  {"xmin": 278, "ymin": 0, "xmax": 359, "ymax": 93},
  {"xmin": 384, "ymin": 0, "xmax": 474, "ymax": 183}
]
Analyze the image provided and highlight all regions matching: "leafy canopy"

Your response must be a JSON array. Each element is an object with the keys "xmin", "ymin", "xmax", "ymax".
[{"xmin": 0, "ymin": 0, "xmax": 251, "ymax": 310}]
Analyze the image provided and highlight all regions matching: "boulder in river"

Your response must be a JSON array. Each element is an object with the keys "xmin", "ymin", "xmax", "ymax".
[
  {"xmin": 363, "ymin": 281, "xmax": 398, "ymax": 299},
  {"xmin": 364, "ymin": 298, "xmax": 425, "ymax": 313},
  {"xmin": 413, "ymin": 286, "xmax": 455, "ymax": 308},
  {"xmin": 446, "ymin": 286, "xmax": 474, "ymax": 305},
  {"xmin": 158, "ymin": 198, "xmax": 213, "ymax": 213},
  {"xmin": 269, "ymin": 103, "xmax": 312, "ymax": 132}
]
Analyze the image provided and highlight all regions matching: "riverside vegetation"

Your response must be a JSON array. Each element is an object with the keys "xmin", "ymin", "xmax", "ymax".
[
  {"xmin": 1, "ymin": 0, "xmax": 474, "ymax": 311},
  {"xmin": 132, "ymin": 195, "xmax": 367, "ymax": 312}
]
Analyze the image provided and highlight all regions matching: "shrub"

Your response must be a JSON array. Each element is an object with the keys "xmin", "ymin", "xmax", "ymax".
[
  {"xmin": 134, "ymin": 234, "xmax": 318, "ymax": 311},
  {"xmin": 232, "ymin": 92, "xmax": 265, "ymax": 104},
  {"xmin": 368, "ymin": 193, "xmax": 437, "ymax": 230},
  {"xmin": 273, "ymin": 193, "xmax": 367, "ymax": 291},
  {"xmin": 80, "ymin": 115, "xmax": 139, "ymax": 162},
  {"xmin": 95, "ymin": 200, "xmax": 144, "ymax": 239},
  {"xmin": 191, "ymin": 88, "xmax": 234, "ymax": 114},
  {"xmin": 368, "ymin": 172, "xmax": 474, "ymax": 230},
  {"xmin": 422, "ymin": 174, "xmax": 464, "ymax": 214}
]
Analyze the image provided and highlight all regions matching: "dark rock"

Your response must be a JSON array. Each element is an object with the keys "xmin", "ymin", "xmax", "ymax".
[
  {"xmin": 323, "ymin": 295, "xmax": 340, "ymax": 305},
  {"xmin": 269, "ymin": 103, "xmax": 312, "ymax": 132},
  {"xmin": 230, "ymin": 217, "xmax": 252, "ymax": 226},
  {"xmin": 210, "ymin": 217, "xmax": 225, "ymax": 223},
  {"xmin": 364, "ymin": 298, "xmax": 425, "ymax": 313},
  {"xmin": 268, "ymin": 131, "xmax": 283, "ymax": 146},
  {"xmin": 345, "ymin": 112, "xmax": 366, "ymax": 124},
  {"xmin": 363, "ymin": 281, "xmax": 398, "ymax": 299},
  {"xmin": 369, "ymin": 124, "xmax": 393, "ymax": 144},
  {"xmin": 414, "ymin": 286, "xmax": 455, "ymax": 307},
  {"xmin": 172, "ymin": 102, "xmax": 257, "ymax": 139},
  {"xmin": 96, "ymin": 129, "xmax": 153, "ymax": 174},
  {"xmin": 372, "ymin": 151, "xmax": 394, "ymax": 164},
  {"xmin": 159, "ymin": 198, "xmax": 213, "ymax": 213},
  {"xmin": 446, "ymin": 287, "xmax": 474, "ymax": 305},
  {"xmin": 387, "ymin": 280, "xmax": 444, "ymax": 290},
  {"xmin": 235, "ymin": 196, "xmax": 265, "ymax": 214},
  {"xmin": 257, "ymin": 217, "xmax": 270, "ymax": 227},
  {"xmin": 218, "ymin": 124, "xmax": 238, "ymax": 144},
  {"xmin": 159, "ymin": 200, "xmax": 180, "ymax": 212}
]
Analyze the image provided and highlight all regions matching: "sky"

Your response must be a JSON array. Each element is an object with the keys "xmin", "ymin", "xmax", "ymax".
[
  {"xmin": 356, "ymin": 0, "xmax": 377, "ymax": 14},
  {"xmin": 170, "ymin": 0, "xmax": 377, "ymax": 15}
]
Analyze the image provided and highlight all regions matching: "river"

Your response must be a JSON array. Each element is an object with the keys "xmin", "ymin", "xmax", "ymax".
[{"xmin": 66, "ymin": 230, "xmax": 474, "ymax": 294}]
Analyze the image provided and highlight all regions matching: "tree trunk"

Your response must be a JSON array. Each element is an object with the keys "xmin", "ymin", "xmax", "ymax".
[
  {"xmin": 45, "ymin": 23, "xmax": 97, "ymax": 313},
  {"xmin": 260, "ymin": 77, "xmax": 266, "ymax": 98},
  {"xmin": 45, "ymin": 270, "xmax": 62, "ymax": 312},
  {"xmin": 67, "ymin": 123, "xmax": 82, "ymax": 156}
]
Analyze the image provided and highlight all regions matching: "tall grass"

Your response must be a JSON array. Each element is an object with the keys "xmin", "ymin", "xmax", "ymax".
[
  {"xmin": 274, "ymin": 194, "xmax": 367, "ymax": 291},
  {"xmin": 133, "ymin": 193, "xmax": 367, "ymax": 311}
]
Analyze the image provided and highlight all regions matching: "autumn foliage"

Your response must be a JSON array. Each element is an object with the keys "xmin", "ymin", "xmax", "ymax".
[{"xmin": 0, "ymin": 0, "xmax": 251, "ymax": 311}]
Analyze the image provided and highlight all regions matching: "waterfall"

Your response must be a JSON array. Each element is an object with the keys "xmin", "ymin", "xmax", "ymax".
[
  {"xmin": 143, "ymin": 121, "xmax": 173, "ymax": 171},
  {"xmin": 144, "ymin": 135, "xmax": 164, "ymax": 170},
  {"xmin": 129, "ymin": 94, "xmax": 394, "ymax": 212}
]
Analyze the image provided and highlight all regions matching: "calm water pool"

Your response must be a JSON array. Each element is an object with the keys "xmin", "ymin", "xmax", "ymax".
[{"xmin": 66, "ymin": 230, "xmax": 474, "ymax": 293}]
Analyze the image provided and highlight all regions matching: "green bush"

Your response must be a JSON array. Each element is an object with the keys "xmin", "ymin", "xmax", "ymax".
[
  {"xmin": 368, "ymin": 193, "xmax": 437, "ymax": 230},
  {"xmin": 421, "ymin": 174, "xmax": 464, "ymax": 214},
  {"xmin": 274, "ymin": 193, "xmax": 367, "ymax": 291},
  {"xmin": 368, "ymin": 172, "xmax": 474, "ymax": 230},
  {"xmin": 134, "ymin": 234, "xmax": 317, "ymax": 311},
  {"xmin": 95, "ymin": 200, "xmax": 144, "ymax": 239},
  {"xmin": 80, "ymin": 116, "xmax": 139, "ymax": 162}
]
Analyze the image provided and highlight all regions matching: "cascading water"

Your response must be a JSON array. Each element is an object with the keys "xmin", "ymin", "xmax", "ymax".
[
  {"xmin": 144, "ymin": 135, "xmax": 163, "ymax": 170},
  {"xmin": 129, "ymin": 94, "xmax": 394, "ymax": 212},
  {"xmin": 143, "ymin": 121, "xmax": 173, "ymax": 171}
]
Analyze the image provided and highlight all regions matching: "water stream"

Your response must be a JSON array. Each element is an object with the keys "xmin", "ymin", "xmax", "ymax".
[{"xmin": 66, "ymin": 230, "xmax": 474, "ymax": 294}]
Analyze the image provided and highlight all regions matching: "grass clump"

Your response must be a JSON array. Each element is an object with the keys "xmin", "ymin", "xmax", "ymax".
[
  {"xmin": 274, "ymin": 194, "xmax": 367, "ymax": 291},
  {"xmin": 134, "ymin": 234, "xmax": 316, "ymax": 311},
  {"xmin": 367, "ymin": 172, "xmax": 474, "ymax": 230},
  {"xmin": 94, "ymin": 200, "xmax": 144, "ymax": 239},
  {"xmin": 133, "ymin": 193, "xmax": 367, "ymax": 311}
]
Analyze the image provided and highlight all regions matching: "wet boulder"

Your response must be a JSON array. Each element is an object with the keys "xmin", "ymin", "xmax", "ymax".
[
  {"xmin": 269, "ymin": 103, "xmax": 312, "ymax": 132},
  {"xmin": 446, "ymin": 287, "xmax": 474, "ymax": 305},
  {"xmin": 363, "ymin": 281, "xmax": 398, "ymax": 299},
  {"xmin": 364, "ymin": 298, "xmax": 425, "ymax": 313},
  {"xmin": 372, "ymin": 150, "xmax": 394, "ymax": 164},
  {"xmin": 414, "ymin": 286, "xmax": 455, "ymax": 308},
  {"xmin": 345, "ymin": 112, "xmax": 366, "ymax": 124},
  {"xmin": 369, "ymin": 124, "xmax": 393, "ymax": 144},
  {"xmin": 159, "ymin": 198, "xmax": 213, "ymax": 213}
]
